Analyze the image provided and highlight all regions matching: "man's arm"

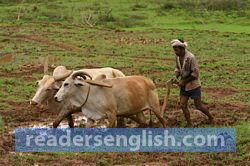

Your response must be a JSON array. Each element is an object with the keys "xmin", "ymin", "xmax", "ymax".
[
  {"xmin": 178, "ymin": 75, "xmax": 196, "ymax": 87},
  {"xmin": 175, "ymin": 68, "xmax": 180, "ymax": 78},
  {"xmin": 174, "ymin": 56, "xmax": 181, "ymax": 78}
]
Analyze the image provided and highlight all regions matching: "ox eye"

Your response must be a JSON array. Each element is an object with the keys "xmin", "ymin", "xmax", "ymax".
[
  {"xmin": 75, "ymin": 83, "xmax": 84, "ymax": 87},
  {"xmin": 45, "ymin": 89, "xmax": 51, "ymax": 91},
  {"xmin": 64, "ymin": 83, "xmax": 69, "ymax": 87}
]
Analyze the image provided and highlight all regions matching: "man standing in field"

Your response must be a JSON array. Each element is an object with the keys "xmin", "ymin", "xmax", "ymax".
[{"xmin": 171, "ymin": 39, "xmax": 214, "ymax": 127}]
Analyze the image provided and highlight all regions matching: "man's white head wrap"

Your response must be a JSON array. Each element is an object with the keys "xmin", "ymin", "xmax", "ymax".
[{"xmin": 171, "ymin": 39, "xmax": 188, "ymax": 48}]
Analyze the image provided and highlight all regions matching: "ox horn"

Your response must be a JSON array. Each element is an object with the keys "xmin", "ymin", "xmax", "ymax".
[
  {"xmin": 85, "ymin": 80, "xmax": 112, "ymax": 88},
  {"xmin": 72, "ymin": 71, "xmax": 92, "ymax": 80},
  {"xmin": 53, "ymin": 70, "xmax": 73, "ymax": 81}
]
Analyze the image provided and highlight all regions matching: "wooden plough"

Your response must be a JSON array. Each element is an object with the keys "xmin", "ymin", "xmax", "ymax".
[{"xmin": 161, "ymin": 78, "xmax": 179, "ymax": 114}]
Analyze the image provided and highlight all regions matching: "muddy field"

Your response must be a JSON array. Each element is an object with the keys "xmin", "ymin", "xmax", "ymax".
[
  {"xmin": 0, "ymin": 40, "xmax": 250, "ymax": 164},
  {"xmin": 0, "ymin": 57, "xmax": 249, "ymax": 165}
]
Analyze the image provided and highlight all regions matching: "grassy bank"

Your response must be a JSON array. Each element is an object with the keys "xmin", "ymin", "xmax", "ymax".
[{"xmin": 0, "ymin": 0, "xmax": 249, "ymax": 33}]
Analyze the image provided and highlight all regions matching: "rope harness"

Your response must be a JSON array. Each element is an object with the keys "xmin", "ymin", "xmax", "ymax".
[
  {"xmin": 74, "ymin": 74, "xmax": 93, "ymax": 109},
  {"xmin": 80, "ymin": 84, "xmax": 91, "ymax": 108}
]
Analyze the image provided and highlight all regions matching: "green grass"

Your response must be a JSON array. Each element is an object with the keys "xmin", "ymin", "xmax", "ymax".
[
  {"xmin": 236, "ymin": 121, "xmax": 250, "ymax": 160},
  {"xmin": 0, "ymin": 0, "xmax": 249, "ymax": 33}
]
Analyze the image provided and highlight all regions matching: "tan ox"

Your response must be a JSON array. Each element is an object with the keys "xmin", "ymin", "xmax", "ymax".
[
  {"xmin": 54, "ymin": 72, "xmax": 167, "ymax": 128},
  {"xmin": 31, "ymin": 66, "xmax": 146, "ymax": 127}
]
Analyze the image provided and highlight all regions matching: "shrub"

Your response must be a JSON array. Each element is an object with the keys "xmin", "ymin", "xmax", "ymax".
[
  {"xmin": 160, "ymin": 0, "xmax": 248, "ymax": 11},
  {"xmin": 200, "ymin": 0, "xmax": 248, "ymax": 11},
  {"xmin": 161, "ymin": 1, "xmax": 176, "ymax": 10},
  {"xmin": 97, "ymin": 9, "xmax": 116, "ymax": 23}
]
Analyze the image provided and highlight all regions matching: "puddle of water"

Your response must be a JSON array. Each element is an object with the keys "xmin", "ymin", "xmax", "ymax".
[
  {"xmin": 29, "ymin": 115, "xmax": 88, "ymax": 128},
  {"xmin": 9, "ymin": 115, "xmax": 107, "ymax": 134}
]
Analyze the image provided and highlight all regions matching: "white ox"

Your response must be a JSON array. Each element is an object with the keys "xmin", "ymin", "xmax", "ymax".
[
  {"xmin": 31, "ymin": 66, "xmax": 146, "ymax": 127},
  {"xmin": 54, "ymin": 71, "xmax": 167, "ymax": 128}
]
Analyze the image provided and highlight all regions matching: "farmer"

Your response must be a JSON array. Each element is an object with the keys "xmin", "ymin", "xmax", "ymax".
[{"xmin": 171, "ymin": 39, "xmax": 214, "ymax": 127}]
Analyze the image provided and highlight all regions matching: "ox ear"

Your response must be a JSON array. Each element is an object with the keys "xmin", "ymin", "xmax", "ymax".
[
  {"xmin": 53, "ymin": 70, "xmax": 73, "ymax": 81},
  {"xmin": 93, "ymin": 74, "xmax": 106, "ymax": 81},
  {"xmin": 85, "ymin": 80, "xmax": 112, "ymax": 88}
]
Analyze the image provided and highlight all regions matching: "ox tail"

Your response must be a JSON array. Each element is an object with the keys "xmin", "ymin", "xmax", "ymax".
[
  {"xmin": 151, "ymin": 106, "xmax": 167, "ymax": 128},
  {"xmin": 149, "ymin": 90, "xmax": 167, "ymax": 127}
]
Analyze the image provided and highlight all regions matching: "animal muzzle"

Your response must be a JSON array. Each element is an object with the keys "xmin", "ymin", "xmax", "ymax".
[{"xmin": 54, "ymin": 96, "xmax": 62, "ymax": 102}]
